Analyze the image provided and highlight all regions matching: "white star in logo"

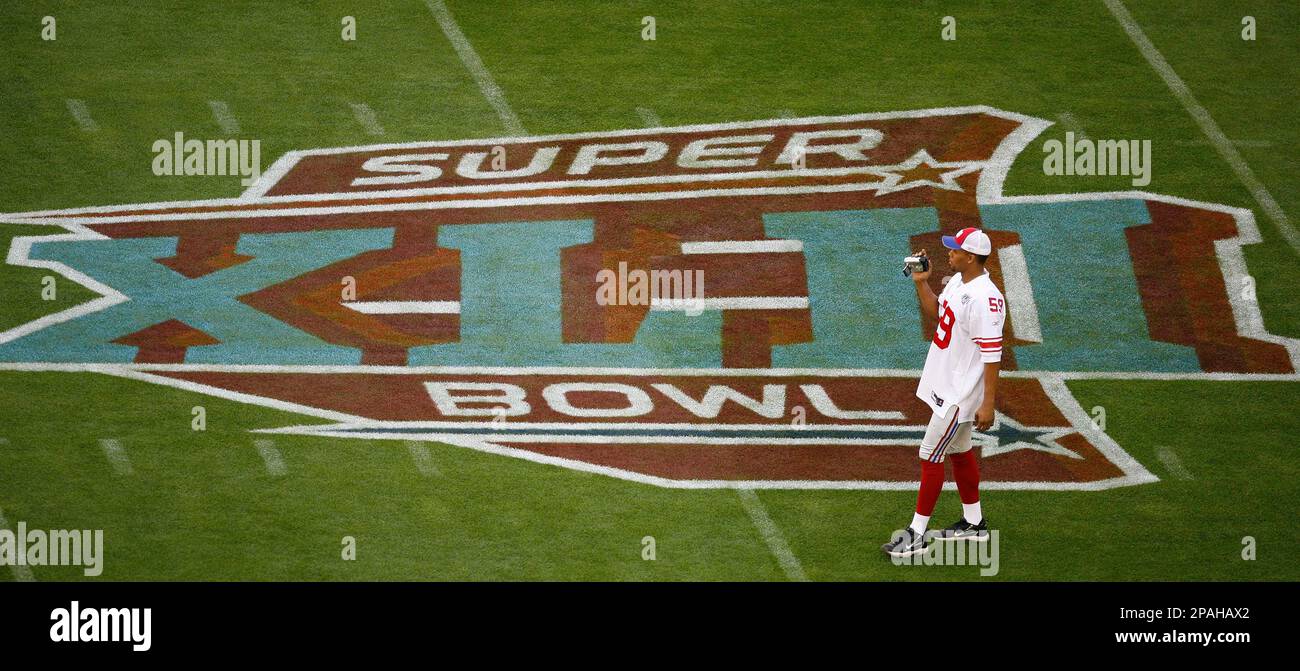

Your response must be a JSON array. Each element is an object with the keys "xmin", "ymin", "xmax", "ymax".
[
  {"xmin": 974, "ymin": 412, "xmax": 1083, "ymax": 460},
  {"xmin": 871, "ymin": 149, "xmax": 982, "ymax": 195}
]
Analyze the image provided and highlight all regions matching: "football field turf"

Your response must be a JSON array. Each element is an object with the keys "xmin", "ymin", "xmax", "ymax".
[{"xmin": 1, "ymin": 1, "xmax": 1296, "ymax": 581}]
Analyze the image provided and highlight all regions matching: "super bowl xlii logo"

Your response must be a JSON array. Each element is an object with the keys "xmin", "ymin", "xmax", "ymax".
[{"xmin": 3, "ymin": 107, "xmax": 1295, "ymax": 488}]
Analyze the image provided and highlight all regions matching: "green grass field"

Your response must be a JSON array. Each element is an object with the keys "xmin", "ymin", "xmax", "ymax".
[{"xmin": 1, "ymin": 1, "xmax": 1296, "ymax": 581}]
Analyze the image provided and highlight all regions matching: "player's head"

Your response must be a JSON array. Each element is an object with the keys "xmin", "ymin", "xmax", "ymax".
[{"xmin": 941, "ymin": 227, "xmax": 992, "ymax": 270}]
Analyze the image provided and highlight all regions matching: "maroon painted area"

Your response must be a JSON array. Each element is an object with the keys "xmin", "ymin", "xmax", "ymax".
[
  {"xmin": 155, "ymin": 231, "xmax": 252, "ymax": 279},
  {"xmin": 157, "ymin": 370, "xmax": 937, "ymax": 424},
  {"xmin": 112, "ymin": 320, "xmax": 219, "ymax": 363},
  {"xmin": 152, "ymin": 370, "xmax": 1121, "ymax": 483},
  {"xmin": 508, "ymin": 433, "xmax": 1123, "ymax": 483},
  {"xmin": 238, "ymin": 228, "xmax": 461, "ymax": 366},
  {"xmin": 263, "ymin": 114, "xmax": 1020, "ymax": 197},
  {"xmin": 1128, "ymin": 201, "xmax": 1293, "ymax": 373}
]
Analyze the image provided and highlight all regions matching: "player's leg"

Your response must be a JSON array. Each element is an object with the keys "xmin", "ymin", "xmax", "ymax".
[
  {"xmin": 936, "ymin": 424, "xmax": 990, "ymax": 541},
  {"xmin": 881, "ymin": 405, "xmax": 960, "ymax": 557}
]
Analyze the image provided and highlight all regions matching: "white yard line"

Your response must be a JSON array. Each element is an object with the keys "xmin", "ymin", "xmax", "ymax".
[
  {"xmin": 254, "ymin": 439, "xmax": 287, "ymax": 476},
  {"xmin": 349, "ymin": 103, "xmax": 386, "ymax": 136},
  {"xmin": 737, "ymin": 488, "xmax": 809, "ymax": 581},
  {"xmin": 0, "ymin": 507, "xmax": 37, "ymax": 582},
  {"xmin": 404, "ymin": 441, "xmax": 442, "ymax": 477},
  {"xmin": 422, "ymin": 0, "xmax": 525, "ymax": 135},
  {"xmin": 1103, "ymin": 0, "xmax": 1300, "ymax": 254},
  {"xmin": 98, "ymin": 438, "xmax": 134, "ymax": 476},
  {"xmin": 1154, "ymin": 446, "xmax": 1194, "ymax": 480},
  {"xmin": 207, "ymin": 100, "xmax": 241, "ymax": 135},
  {"xmin": 65, "ymin": 99, "xmax": 99, "ymax": 132}
]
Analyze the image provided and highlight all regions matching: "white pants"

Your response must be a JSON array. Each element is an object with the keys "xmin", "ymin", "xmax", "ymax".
[{"xmin": 918, "ymin": 403, "xmax": 973, "ymax": 463}]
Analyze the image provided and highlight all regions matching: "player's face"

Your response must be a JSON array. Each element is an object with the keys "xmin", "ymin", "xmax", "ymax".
[{"xmin": 948, "ymin": 248, "xmax": 974, "ymax": 271}]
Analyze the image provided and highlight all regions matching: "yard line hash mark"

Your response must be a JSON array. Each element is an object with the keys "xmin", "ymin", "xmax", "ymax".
[
  {"xmin": 1154, "ymin": 446, "xmax": 1194, "ymax": 481},
  {"xmin": 349, "ymin": 103, "xmax": 386, "ymax": 136},
  {"xmin": 405, "ymin": 441, "xmax": 442, "ymax": 477},
  {"xmin": 98, "ymin": 438, "xmax": 133, "ymax": 476},
  {"xmin": 423, "ymin": 0, "xmax": 525, "ymax": 135},
  {"xmin": 635, "ymin": 107, "xmax": 662, "ymax": 128},
  {"xmin": 0, "ymin": 508, "xmax": 36, "ymax": 582},
  {"xmin": 1104, "ymin": 0, "xmax": 1300, "ymax": 254},
  {"xmin": 737, "ymin": 488, "xmax": 809, "ymax": 581},
  {"xmin": 1056, "ymin": 112, "xmax": 1090, "ymax": 141},
  {"xmin": 207, "ymin": 100, "xmax": 241, "ymax": 135},
  {"xmin": 254, "ymin": 439, "xmax": 287, "ymax": 476},
  {"xmin": 65, "ymin": 99, "xmax": 99, "ymax": 132}
]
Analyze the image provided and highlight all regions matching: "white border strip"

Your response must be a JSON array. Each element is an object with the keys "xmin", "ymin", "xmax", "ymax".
[
  {"xmin": 0, "ymin": 225, "xmax": 127, "ymax": 346},
  {"xmin": 342, "ymin": 300, "xmax": 461, "ymax": 315}
]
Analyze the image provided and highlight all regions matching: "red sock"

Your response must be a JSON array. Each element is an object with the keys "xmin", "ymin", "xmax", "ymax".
[
  {"xmin": 915, "ymin": 460, "xmax": 945, "ymax": 516},
  {"xmin": 950, "ymin": 451, "xmax": 981, "ymax": 505}
]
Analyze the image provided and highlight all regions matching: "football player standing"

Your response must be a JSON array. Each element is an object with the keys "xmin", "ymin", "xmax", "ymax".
[{"xmin": 883, "ymin": 227, "xmax": 1005, "ymax": 558}]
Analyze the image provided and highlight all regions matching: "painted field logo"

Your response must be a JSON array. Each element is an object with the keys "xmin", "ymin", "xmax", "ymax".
[{"xmin": 3, "ymin": 107, "xmax": 1296, "ymax": 489}]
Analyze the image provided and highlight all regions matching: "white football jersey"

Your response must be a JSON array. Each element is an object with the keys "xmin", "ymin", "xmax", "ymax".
[{"xmin": 916, "ymin": 270, "xmax": 1006, "ymax": 423}]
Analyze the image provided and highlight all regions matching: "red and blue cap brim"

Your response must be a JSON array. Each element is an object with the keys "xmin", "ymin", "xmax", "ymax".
[{"xmin": 941, "ymin": 227, "xmax": 980, "ymax": 251}]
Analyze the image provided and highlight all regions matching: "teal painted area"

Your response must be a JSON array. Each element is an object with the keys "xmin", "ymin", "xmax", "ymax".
[
  {"xmin": 413, "ymin": 220, "xmax": 722, "ymax": 367},
  {"xmin": 0, "ymin": 229, "xmax": 392, "ymax": 364},
  {"xmin": 979, "ymin": 200, "xmax": 1201, "ymax": 372},
  {"xmin": 767, "ymin": 207, "xmax": 939, "ymax": 368},
  {"xmin": 0, "ymin": 203, "xmax": 1209, "ymax": 371}
]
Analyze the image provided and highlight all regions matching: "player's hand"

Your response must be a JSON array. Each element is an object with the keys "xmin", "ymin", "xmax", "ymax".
[
  {"xmin": 974, "ymin": 403, "xmax": 995, "ymax": 431},
  {"xmin": 909, "ymin": 249, "xmax": 931, "ymax": 283}
]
